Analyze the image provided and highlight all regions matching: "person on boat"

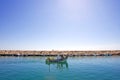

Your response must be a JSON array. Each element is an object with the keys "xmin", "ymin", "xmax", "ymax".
[
  {"xmin": 60, "ymin": 55, "xmax": 64, "ymax": 59},
  {"xmin": 57, "ymin": 54, "xmax": 62, "ymax": 60}
]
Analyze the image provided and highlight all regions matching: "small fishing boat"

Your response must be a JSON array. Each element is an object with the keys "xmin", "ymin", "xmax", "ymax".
[
  {"xmin": 46, "ymin": 55, "xmax": 68, "ymax": 63},
  {"xmin": 45, "ymin": 58, "xmax": 68, "ymax": 72}
]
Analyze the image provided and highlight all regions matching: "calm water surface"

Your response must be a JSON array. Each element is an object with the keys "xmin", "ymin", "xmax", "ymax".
[{"xmin": 0, "ymin": 56, "xmax": 120, "ymax": 80}]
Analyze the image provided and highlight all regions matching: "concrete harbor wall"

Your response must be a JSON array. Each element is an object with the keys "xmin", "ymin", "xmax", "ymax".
[{"xmin": 0, "ymin": 50, "xmax": 120, "ymax": 56}]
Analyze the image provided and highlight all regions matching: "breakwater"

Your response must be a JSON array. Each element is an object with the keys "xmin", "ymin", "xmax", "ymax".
[{"xmin": 0, "ymin": 50, "xmax": 120, "ymax": 56}]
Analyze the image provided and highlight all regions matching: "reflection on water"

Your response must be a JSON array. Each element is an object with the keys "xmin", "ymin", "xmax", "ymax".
[{"xmin": 45, "ymin": 61, "xmax": 68, "ymax": 72}]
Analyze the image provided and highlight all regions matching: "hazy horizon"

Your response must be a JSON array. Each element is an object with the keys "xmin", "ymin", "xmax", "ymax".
[{"xmin": 0, "ymin": 0, "xmax": 120, "ymax": 50}]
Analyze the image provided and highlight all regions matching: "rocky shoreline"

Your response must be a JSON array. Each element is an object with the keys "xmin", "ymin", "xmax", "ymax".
[{"xmin": 0, "ymin": 50, "xmax": 120, "ymax": 56}]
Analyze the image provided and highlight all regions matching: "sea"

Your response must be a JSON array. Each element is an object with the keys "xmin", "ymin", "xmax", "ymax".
[{"xmin": 0, "ymin": 56, "xmax": 120, "ymax": 80}]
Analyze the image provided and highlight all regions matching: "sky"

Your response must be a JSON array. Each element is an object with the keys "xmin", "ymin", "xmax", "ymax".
[{"xmin": 0, "ymin": 0, "xmax": 120, "ymax": 50}]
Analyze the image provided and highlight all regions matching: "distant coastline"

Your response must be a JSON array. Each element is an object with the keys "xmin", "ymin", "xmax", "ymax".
[{"xmin": 0, "ymin": 50, "xmax": 120, "ymax": 56}]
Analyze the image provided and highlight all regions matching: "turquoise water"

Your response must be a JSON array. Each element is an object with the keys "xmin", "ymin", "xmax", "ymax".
[{"xmin": 0, "ymin": 56, "xmax": 120, "ymax": 80}]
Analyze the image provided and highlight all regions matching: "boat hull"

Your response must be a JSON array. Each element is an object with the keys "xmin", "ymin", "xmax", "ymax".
[{"xmin": 46, "ymin": 56, "xmax": 68, "ymax": 63}]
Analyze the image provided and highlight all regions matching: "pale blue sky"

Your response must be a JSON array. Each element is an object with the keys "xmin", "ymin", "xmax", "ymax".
[{"xmin": 0, "ymin": 0, "xmax": 120, "ymax": 50}]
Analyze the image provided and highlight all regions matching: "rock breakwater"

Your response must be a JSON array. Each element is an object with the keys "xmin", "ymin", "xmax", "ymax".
[{"xmin": 0, "ymin": 50, "xmax": 120, "ymax": 56}]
